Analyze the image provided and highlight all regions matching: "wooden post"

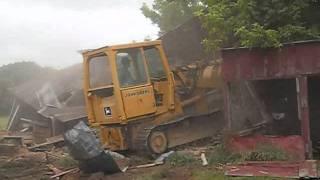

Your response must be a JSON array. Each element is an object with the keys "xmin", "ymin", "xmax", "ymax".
[
  {"xmin": 296, "ymin": 76, "xmax": 312, "ymax": 159},
  {"xmin": 223, "ymin": 82, "xmax": 232, "ymax": 130}
]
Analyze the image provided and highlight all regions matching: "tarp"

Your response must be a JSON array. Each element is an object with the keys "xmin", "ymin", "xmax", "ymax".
[{"xmin": 64, "ymin": 121, "xmax": 121, "ymax": 174}]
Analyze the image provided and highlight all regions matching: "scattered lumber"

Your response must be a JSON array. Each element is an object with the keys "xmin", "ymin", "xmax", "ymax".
[
  {"xmin": 47, "ymin": 164, "xmax": 63, "ymax": 175},
  {"xmin": 29, "ymin": 135, "xmax": 64, "ymax": 150},
  {"xmin": 50, "ymin": 168, "xmax": 79, "ymax": 179}
]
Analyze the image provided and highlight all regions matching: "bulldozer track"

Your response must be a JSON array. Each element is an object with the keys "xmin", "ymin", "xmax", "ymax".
[
  {"xmin": 134, "ymin": 127, "xmax": 152, "ymax": 152},
  {"xmin": 133, "ymin": 108, "xmax": 222, "ymax": 155},
  {"xmin": 133, "ymin": 115, "xmax": 190, "ymax": 155}
]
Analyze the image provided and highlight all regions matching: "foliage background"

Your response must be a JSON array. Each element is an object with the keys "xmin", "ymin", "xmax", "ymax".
[
  {"xmin": 142, "ymin": 0, "xmax": 320, "ymax": 51},
  {"xmin": 141, "ymin": 0, "xmax": 201, "ymax": 34}
]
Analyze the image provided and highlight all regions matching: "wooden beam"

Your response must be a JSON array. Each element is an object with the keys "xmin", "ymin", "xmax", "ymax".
[
  {"xmin": 20, "ymin": 118, "xmax": 49, "ymax": 127},
  {"xmin": 296, "ymin": 76, "xmax": 312, "ymax": 159},
  {"xmin": 7, "ymin": 104, "xmax": 20, "ymax": 130}
]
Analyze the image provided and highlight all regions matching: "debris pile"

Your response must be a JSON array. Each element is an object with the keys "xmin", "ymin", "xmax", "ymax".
[
  {"xmin": 6, "ymin": 64, "xmax": 87, "ymax": 145},
  {"xmin": 0, "ymin": 143, "xmax": 79, "ymax": 179}
]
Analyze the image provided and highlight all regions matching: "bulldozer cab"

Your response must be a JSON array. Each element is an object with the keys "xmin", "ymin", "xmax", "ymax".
[{"xmin": 83, "ymin": 41, "xmax": 175, "ymax": 125}]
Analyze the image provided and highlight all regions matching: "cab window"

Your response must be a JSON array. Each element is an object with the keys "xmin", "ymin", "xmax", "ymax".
[
  {"xmin": 116, "ymin": 48, "xmax": 148, "ymax": 88},
  {"xmin": 144, "ymin": 47, "xmax": 167, "ymax": 80},
  {"xmin": 89, "ymin": 55, "xmax": 112, "ymax": 88}
]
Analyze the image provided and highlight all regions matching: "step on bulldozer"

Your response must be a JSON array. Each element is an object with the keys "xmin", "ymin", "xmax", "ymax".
[{"xmin": 82, "ymin": 40, "xmax": 223, "ymax": 155}]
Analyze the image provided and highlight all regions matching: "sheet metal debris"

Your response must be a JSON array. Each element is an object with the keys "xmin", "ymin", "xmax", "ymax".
[
  {"xmin": 154, "ymin": 150, "xmax": 175, "ymax": 164},
  {"xmin": 29, "ymin": 135, "xmax": 64, "ymax": 151},
  {"xmin": 130, "ymin": 151, "xmax": 176, "ymax": 170}
]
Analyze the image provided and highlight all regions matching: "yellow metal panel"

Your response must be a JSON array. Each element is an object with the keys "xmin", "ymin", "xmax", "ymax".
[
  {"xmin": 108, "ymin": 50, "xmax": 127, "ymax": 122},
  {"xmin": 82, "ymin": 40, "xmax": 162, "ymax": 57},
  {"xmin": 157, "ymin": 46, "xmax": 176, "ymax": 109},
  {"xmin": 100, "ymin": 126, "xmax": 127, "ymax": 151},
  {"xmin": 152, "ymin": 81, "xmax": 170, "ymax": 114},
  {"xmin": 90, "ymin": 95, "xmax": 105, "ymax": 123},
  {"xmin": 97, "ymin": 96, "xmax": 120, "ymax": 124},
  {"xmin": 121, "ymin": 85, "xmax": 156, "ymax": 119},
  {"xmin": 83, "ymin": 56, "xmax": 100, "ymax": 125},
  {"xmin": 111, "ymin": 40, "xmax": 162, "ymax": 50}
]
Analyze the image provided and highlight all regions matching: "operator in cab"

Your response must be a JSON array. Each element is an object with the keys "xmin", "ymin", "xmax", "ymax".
[{"xmin": 118, "ymin": 56, "xmax": 134, "ymax": 86}]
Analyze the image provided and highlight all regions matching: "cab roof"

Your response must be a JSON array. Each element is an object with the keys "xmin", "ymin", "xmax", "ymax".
[{"xmin": 82, "ymin": 40, "xmax": 162, "ymax": 57}]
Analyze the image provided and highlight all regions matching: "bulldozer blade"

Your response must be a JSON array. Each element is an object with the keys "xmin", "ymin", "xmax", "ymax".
[{"xmin": 164, "ymin": 111, "xmax": 224, "ymax": 149}]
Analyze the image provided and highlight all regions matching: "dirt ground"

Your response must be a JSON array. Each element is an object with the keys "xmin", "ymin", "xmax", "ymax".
[
  {"xmin": 0, "ymin": 146, "xmax": 77, "ymax": 180},
  {"xmin": 0, "ymin": 136, "xmax": 295, "ymax": 180},
  {"xmin": 0, "ymin": 141, "xmax": 223, "ymax": 180},
  {"xmin": 0, "ymin": 147, "xmax": 282, "ymax": 180},
  {"xmin": 63, "ymin": 165, "xmax": 199, "ymax": 180},
  {"xmin": 0, "ymin": 150, "xmax": 209, "ymax": 180}
]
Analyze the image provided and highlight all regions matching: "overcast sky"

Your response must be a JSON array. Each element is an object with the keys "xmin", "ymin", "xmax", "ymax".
[{"xmin": 0, "ymin": 0, "xmax": 159, "ymax": 68}]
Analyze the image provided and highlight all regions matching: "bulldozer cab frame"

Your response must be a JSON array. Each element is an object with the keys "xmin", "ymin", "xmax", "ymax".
[
  {"xmin": 83, "ymin": 41, "xmax": 175, "ymax": 126},
  {"xmin": 82, "ymin": 40, "xmax": 222, "ymax": 153}
]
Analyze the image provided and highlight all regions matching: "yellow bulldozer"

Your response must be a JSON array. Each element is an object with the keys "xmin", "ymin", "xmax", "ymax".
[{"xmin": 82, "ymin": 40, "xmax": 223, "ymax": 154}]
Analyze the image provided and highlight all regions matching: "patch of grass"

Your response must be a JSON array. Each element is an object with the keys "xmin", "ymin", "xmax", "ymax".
[
  {"xmin": 192, "ymin": 170, "xmax": 226, "ymax": 180},
  {"xmin": 208, "ymin": 144, "xmax": 290, "ymax": 165},
  {"xmin": 208, "ymin": 145, "xmax": 242, "ymax": 165},
  {"xmin": 167, "ymin": 153, "xmax": 197, "ymax": 167},
  {"xmin": 136, "ymin": 168, "xmax": 169, "ymax": 180},
  {"xmin": 55, "ymin": 155, "xmax": 78, "ymax": 169},
  {"xmin": 0, "ymin": 116, "xmax": 8, "ymax": 130},
  {"xmin": 242, "ymin": 144, "xmax": 289, "ymax": 161}
]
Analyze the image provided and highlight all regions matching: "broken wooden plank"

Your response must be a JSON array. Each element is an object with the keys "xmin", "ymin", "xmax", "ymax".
[
  {"xmin": 50, "ymin": 168, "xmax": 78, "ymax": 179},
  {"xmin": 237, "ymin": 121, "xmax": 269, "ymax": 136},
  {"xmin": 47, "ymin": 164, "xmax": 63, "ymax": 175},
  {"xmin": 20, "ymin": 118, "xmax": 48, "ymax": 127},
  {"xmin": 135, "ymin": 163, "xmax": 161, "ymax": 169},
  {"xmin": 20, "ymin": 127, "xmax": 30, "ymax": 133},
  {"xmin": 7, "ymin": 104, "xmax": 20, "ymax": 131},
  {"xmin": 29, "ymin": 135, "xmax": 64, "ymax": 150},
  {"xmin": 129, "ymin": 162, "xmax": 163, "ymax": 170}
]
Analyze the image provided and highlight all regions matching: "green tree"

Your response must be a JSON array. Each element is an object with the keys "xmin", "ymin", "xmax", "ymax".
[
  {"xmin": 141, "ymin": 0, "xmax": 201, "ymax": 34},
  {"xmin": 198, "ymin": 0, "xmax": 320, "ymax": 51}
]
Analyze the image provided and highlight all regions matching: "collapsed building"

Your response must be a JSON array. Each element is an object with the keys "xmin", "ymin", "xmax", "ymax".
[{"xmin": 7, "ymin": 64, "xmax": 87, "ymax": 144}]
